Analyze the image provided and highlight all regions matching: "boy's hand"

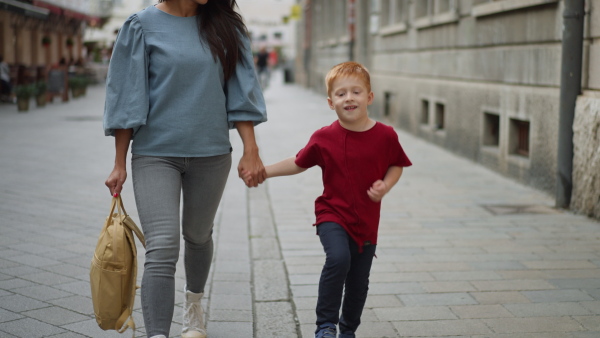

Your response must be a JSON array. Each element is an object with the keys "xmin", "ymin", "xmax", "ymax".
[
  {"xmin": 367, "ymin": 180, "xmax": 388, "ymax": 202},
  {"xmin": 240, "ymin": 169, "xmax": 260, "ymax": 188}
]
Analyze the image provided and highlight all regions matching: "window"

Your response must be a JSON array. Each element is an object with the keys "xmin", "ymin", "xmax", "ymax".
[
  {"xmin": 483, "ymin": 112, "xmax": 500, "ymax": 146},
  {"xmin": 421, "ymin": 100, "xmax": 430, "ymax": 125},
  {"xmin": 472, "ymin": 0, "xmax": 559, "ymax": 18},
  {"xmin": 380, "ymin": 0, "xmax": 408, "ymax": 26},
  {"xmin": 414, "ymin": 0, "xmax": 459, "ymax": 29},
  {"xmin": 369, "ymin": 0, "xmax": 380, "ymax": 34},
  {"xmin": 435, "ymin": 103, "xmax": 445, "ymax": 130},
  {"xmin": 415, "ymin": 0, "xmax": 431, "ymax": 18},
  {"xmin": 384, "ymin": 92, "xmax": 392, "ymax": 117},
  {"xmin": 509, "ymin": 118, "xmax": 530, "ymax": 157}
]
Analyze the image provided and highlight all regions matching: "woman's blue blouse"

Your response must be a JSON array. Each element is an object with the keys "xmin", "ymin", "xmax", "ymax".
[{"xmin": 103, "ymin": 5, "xmax": 267, "ymax": 157}]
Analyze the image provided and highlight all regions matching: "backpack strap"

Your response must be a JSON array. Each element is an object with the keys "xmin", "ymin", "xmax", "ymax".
[
  {"xmin": 117, "ymin": 196, "xmax": 146, "ymax": 249},
  {"xmin": 115, "ymin": 311, "xmax": 135, "ymax": 335},
  {"xmin": 116, "ymin": 222, "xmax": 140, "ymax": 338}
]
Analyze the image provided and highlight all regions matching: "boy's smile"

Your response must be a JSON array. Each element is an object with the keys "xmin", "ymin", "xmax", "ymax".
[{"xmin": 327, "ymin": 76, "xmax": 374, "ymax": 131}]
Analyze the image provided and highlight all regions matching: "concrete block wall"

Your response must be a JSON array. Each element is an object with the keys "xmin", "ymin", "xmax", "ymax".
[{"xmin": 297, "ymin": 0, "xmax": 599, "ymax": 217}]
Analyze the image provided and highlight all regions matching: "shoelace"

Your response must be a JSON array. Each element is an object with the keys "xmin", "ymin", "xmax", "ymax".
[
  {"xmin": 183, "ymin": 302, "xmax": 205, "ymax": 332},
  {"xmin": 318, "ymin": 327, "xmax": 336, "ymax": 338}
]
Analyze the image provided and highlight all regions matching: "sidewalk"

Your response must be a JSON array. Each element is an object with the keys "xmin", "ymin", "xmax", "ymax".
[{"xmin": 0, "ymin": 71, "xmax": 599, "ymax": 337}]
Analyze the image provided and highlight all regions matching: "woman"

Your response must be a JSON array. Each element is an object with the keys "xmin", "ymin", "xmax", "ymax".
[{"xmin": 103, "ymin": 1, "xmax": 267, "ymax": 337}]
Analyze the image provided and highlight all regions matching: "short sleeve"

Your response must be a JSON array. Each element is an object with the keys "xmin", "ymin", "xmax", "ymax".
[
  {"xmin": 387, "ymin": 126, "xmax": 412, "ymax": 167},
  {"xmin": 225, "ymin": 34, "xmax": 267, "ymax": 129},
  {"xmin": 103, "ymin": 14, "xmax": 149, "ymax": 137},
  {"xmin": 295, "ymin": 134, "xmax": 321, "ymax": 169}
]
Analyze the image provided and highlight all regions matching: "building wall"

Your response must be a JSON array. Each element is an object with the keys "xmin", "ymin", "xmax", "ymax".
[
  {"xmin": 571, "ymin": 0, "xmax": 600, "ymax": 219},
  {"xmin": 297, "ymin": 0, "xmax": 599, "ymax": 215}
]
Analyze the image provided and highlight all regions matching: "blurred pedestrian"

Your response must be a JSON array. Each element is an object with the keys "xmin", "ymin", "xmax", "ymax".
[
  {"xmin": 103, "ymin": 0, "xmax": 267, "ymax": 337},
  {"xmin": 254, "ymin": 46, "xmax": 269, "ymax": 89},
  {"xmin": 244, "ymin": 62, "xmax": 411, "ymax": 338},
  {"xmin": 0, "ymin": 54, "xmax": 12, "ymax": 102}
]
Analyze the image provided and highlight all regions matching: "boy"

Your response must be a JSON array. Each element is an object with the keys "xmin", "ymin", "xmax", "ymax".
[{"xmin": 245, "ymin": 61, "xmax": 412, "ymax": 337}]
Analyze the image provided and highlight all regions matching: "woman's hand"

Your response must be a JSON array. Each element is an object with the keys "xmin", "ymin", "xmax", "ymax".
[
  {"xmin": 238, "ymin": 149, "xmax": 266, "ymax": 187},
  {"xmin": 105, "ymin": 166, "xmax": 127, "ymax": 196}
]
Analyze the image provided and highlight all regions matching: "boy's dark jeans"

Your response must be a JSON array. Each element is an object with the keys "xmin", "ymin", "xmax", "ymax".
[{"xmin": 315, "ymin": 222, "xmax": 377, "ymax": 334}]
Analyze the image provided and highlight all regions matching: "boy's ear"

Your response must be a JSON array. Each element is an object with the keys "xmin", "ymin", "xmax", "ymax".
[
  {"xmin": 327, "ymin": 97, "xmax": 334, "ymax": 110},
  {"xmin": 367, "ymin": 91, "xmax": 374, "ymax": 105}
]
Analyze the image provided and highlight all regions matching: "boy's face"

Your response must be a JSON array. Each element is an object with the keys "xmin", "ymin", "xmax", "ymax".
[{"xmin": 327, "ymin": 76, "xmax": 374, "ymax": 128}]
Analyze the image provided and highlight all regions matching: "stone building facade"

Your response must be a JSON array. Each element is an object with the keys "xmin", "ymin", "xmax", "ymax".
[
  {"xmin": 295, "ymin": 0, "xmax": 600, "ymax": 219},
  {"xmin": 0, "ymin": 0, "xmax": 112, "ymax": 83}
]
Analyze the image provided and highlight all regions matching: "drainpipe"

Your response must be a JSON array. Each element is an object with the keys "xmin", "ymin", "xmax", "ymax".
[{"xmin": 556, "ymin": 0, "xmax": 585, "ymax": 208}]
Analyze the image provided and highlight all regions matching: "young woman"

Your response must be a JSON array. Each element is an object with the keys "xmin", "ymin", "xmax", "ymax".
[{"xmin": 103, "ymin": 1, "xmax": 267, "ymax": 337}]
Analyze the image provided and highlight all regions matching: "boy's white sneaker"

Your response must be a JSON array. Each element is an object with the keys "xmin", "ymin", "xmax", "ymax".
[{"xmin": 182, "ymin": 286, "xmax": 207, "ymax": 338}]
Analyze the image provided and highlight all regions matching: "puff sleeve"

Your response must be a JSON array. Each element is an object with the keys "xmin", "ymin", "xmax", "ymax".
[
  {"xmin": 103, "ymin": 14, "xmax": 149, "ymax": 137},
  {"xmin": 225, "ymin": 34, "xmax": 268, "ymax": 129}
]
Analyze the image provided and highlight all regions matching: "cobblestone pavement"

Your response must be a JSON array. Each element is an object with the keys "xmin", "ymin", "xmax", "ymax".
[{"xmin": 0, "ymin": 72, "xmax": 599, "ymax": 337}]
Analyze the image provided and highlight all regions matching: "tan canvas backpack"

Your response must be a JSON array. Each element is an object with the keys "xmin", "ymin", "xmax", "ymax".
[{"xmin": 90, "ymin": 195, "xmax": 145, "ymax": 335}]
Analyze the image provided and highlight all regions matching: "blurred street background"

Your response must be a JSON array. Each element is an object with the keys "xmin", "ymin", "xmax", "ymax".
[{"xmin": 1, "ymin": 0, "xmax": 600, "ymax": 337}]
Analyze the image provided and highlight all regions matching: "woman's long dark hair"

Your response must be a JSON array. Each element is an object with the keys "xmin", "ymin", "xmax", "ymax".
[{"xmin": 158, "ymin": 0, "xmax": 248, "ymax": 81}]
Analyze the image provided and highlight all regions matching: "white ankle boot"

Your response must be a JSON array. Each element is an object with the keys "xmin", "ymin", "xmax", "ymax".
[{"xmin": 182, "ymin": 286, "xmax": 207, "ymax": 338}]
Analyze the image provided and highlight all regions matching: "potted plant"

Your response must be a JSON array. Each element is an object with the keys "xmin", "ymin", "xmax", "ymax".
[
  {"xmin": 34, "ymin": 82, "xmax": 47, "ymax": 107},
  {"xmin": 15, "ymin": 84, "xmax": 35, "ymax": 112},
  {"xmin": 41, "ymin": 36, "xmax": 51, "ymax": 47},
  {"xmin": 66, "ymin": 37, "xmax": 74, "ymax": 47},
  {"xmin": 68, "ymin": 76, "xmax": 88, "ymax": 98}
]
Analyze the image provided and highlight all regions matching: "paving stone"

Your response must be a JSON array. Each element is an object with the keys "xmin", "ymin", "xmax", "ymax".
[
  {"xmin": 364, "ymin": 294, "xmax": 403, "ymax": 308},
  {"xmin": 253, "ymin": 260, "xmax": 289, "ymax": 301},
  {"xmin": 421, "ymin": 281, "xmax": 477, "ymax": 293},
  {"xmin": 0, "ymin": 277, "xmax": 37, "ymax": 290},
  {"xmin": 0, "ymin": 307, "xmax": 23, "ymax": 323},
  {"xmin": 471, "ymin": 279, "xmax": 556, "ymax": 291},
  {"xmin": 392, "ymin": 319, "xmax": 492, "ymax": 336},
  {"xmin": 399, "ymin": 293, "xmax": 478, "ymax": 306},
  {"xmin": 369, "ymin": 282, "xmax": 424, "ymax": 295},
  {"xmin": 210, "ymin": 281, "xmax": 251, "ymax": 296},
  {"xmin": 62, "ymin": 318, "xmax": 138, "ymax": 337},
  {"xmin": 209, "ymin": 309, "xmax": 252, "ymax": 322},
  {"xmin": 469, "ymin": 291, "xmax": 531, "ymax": 305},
  {"xmin": 206, "ymin": 321, "xmax": 252, "ymax": 338},
  {"xmin": 451, "ymin": 304, "xmax": 513, "ymax": 319},
  {"xmin": 10, "ymin": 285, "xmax": 73, "ymax": 301},
  {"xmin": 47, "ymin": 295, "xmax": 94, "ymax": 316},
  {"xmin": 482, "ymin": 317, "xmax": 583, "ymax": 334},
  {"xmin": 580, "ymin": 301, "xmax": 600, "ymax": 314},
  {"xmin": 0, "ymin": 294, "xmax": 50, "ymax": 312},
  {"xmin": 354, "ymin": 321, "xmax": 398, "ymax": 337},
  {"xmin": 22, "ymin": 306, "xmax": 89, "ymax": 326},
  {"xmin": 209, "ymin": 294, "xmax": 252, "ymax": 311},
  {"xmin": 505, "ymin": 302, "xmax": 592, "ymax": 317},
  {"xmin": 254, "ymin": 302, "xmax": 297, "ymax": 338},
  {"xmin": 0, "ymin": 318, "xmax": 65, "ymax": 337},
  {"xmin": 374, "ymin": 306, "xmax": 456, "ymax": 321},
  {"xmin": 574, "ymin": 316, "xmax": 600, "ymax": 331},
  {"xmin": 522, "ymin": 289, "xmax": 595, "ymax": 303}
]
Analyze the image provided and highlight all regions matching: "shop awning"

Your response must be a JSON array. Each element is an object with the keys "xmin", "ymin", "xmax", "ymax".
[
  {"xmin": 32, "ymin": 0, "xmax": 104, "ymax": 26},
  {"xmin": 0, "ymin": 0, "xmax": 50, "ymax": 19}
]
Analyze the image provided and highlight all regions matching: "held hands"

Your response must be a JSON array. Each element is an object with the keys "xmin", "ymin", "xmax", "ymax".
[
  {"xmin": 238, "ymin": 150, "xmax": 266, "ymax": 188},
  {"xmin": 367, "ymin": 180, "xmax": 388, "ymax": 202},
  {"xmin": 105, "ymin": 166, "xmax": 127, "ymax": 196}
]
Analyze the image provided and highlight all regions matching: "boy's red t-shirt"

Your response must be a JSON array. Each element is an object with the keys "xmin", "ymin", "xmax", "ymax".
[{"xmin": 295, "ymin": 121, "xmax": 412, "ymax": 250}]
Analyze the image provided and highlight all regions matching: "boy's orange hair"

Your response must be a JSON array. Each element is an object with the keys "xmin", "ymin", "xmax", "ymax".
[{"xmin": 325, "ymin": 61, "xmax": 371, "ymax": 96}]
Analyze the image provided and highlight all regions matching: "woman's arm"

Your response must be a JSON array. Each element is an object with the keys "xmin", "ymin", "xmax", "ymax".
[
  {"xmin": 235, "ymin": 121, "xmax": 266, "ymax": 187},
  {"xmin": 105, "ymin": 128, "xmax": 133, "ymax": 196}
]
